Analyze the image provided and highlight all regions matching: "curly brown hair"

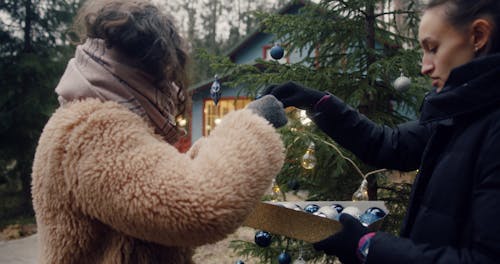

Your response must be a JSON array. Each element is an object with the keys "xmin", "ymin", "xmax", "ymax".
[{"xmin": 72, "ymin": 0, "xmax": 191, "ymax": 117}]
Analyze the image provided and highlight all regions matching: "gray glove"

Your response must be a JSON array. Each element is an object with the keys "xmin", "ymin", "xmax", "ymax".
[{"xmin": 246, "ymin": 95, "xmax": 287, "ymax": 128}]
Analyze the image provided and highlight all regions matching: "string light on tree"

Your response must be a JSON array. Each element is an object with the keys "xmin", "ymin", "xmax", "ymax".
[
  {"xmin": 301, "ymin": 142, "xmax": 317, "ymax": 170},
  {"xmin": 270, "ymin": 178, "xmax": 283, "ymax": 202},
  {"xmin": 307, "ymin": 135, "xmax": 390, "ymax": 201},
  {"xmin": 299, "ymin": 110, "xmax": 312, "ymax": 126},
  {"xmin": 352, "ymin": 179, "xmax": 369, "ymax": 201}
]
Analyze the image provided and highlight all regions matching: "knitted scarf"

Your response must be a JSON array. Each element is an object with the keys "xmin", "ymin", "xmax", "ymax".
[{"xmin": 55, "ymin": 38, "xmax": 181, "ymax": 143}]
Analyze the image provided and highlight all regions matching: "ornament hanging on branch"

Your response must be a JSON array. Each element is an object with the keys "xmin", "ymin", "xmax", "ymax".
[
  {"xmin": 210, "ymin": 75, "xmax": 222, "ymax": 105},
  {"xmin": 254, "ymin": 230, "xmax": 272, "ymax": 247},
  {"xmin": 278, "ymin": 251, "xmax": 292, "ymax": 264},
  {"xmin": 287, "ymin": 178, "xmax": 300, "ymax": 191},
  {"xmin": 393, "ymin": 69, "xmax": 411, "ymax": 92},
  {"xmin": 270, "ymin": 43, "xmax": 285, "ymax": 60}
]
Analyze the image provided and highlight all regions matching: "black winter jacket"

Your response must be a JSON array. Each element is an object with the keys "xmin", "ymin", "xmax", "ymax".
[{"xmin": 311, "ymin": 54, "xmax": 500, "ymax": 263}]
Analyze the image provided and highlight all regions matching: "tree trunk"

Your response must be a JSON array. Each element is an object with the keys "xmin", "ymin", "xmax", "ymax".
[
  {"xmin": 20, "ymin": 0, "xmax": 34, "ymax": 212},
  {"xmin": 23, "ymin": 0, "xmax": 33, "ymax": 53},
  {"xmin": 365, "ymin": 2, "xmax": 379, "ymax": 200}
]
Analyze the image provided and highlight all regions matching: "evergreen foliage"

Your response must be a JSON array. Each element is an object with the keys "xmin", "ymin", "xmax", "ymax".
[
  {"xmin": 0, "ymin": 0, "xmax": 80, "ymax": 216},
  {"xmin": 206, "ymin": 0, "xmax": 429, "ymax": 262}
]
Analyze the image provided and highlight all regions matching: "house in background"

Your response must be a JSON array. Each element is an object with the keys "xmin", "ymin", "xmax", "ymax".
[
  {"xmin": 176, "ymin": 0, "xmax": 419, "ymax": 152},
  {"xmin": 175, "ymin": 2, "xmax": 307, "ymax": 151}
]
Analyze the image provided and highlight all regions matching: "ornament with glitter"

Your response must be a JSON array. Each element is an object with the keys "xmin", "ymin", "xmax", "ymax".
[{"xmin": 210, "ymin": 75, "xmax": 222, "ymax": 105}]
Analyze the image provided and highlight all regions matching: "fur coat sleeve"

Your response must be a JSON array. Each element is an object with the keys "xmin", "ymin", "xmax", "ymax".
[{"xmin": 33, "ymin": 99, "xmax": 284, "ymax": 247}]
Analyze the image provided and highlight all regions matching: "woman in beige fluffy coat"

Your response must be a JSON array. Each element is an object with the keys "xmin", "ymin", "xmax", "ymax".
[{"xmin": 31, "ymin": 1, "xmax": 286, "ymax": 263}]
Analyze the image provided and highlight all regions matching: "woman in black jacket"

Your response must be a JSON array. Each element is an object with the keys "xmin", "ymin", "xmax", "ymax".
[{"xmin": 265, "ymin": 0, "xmax": 500, "ymax": 263}]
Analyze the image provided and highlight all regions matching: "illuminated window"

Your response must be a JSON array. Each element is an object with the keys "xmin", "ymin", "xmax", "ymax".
[{"xmin": 203, "ymin": 97, "xmax": 252, "ymax": 136}]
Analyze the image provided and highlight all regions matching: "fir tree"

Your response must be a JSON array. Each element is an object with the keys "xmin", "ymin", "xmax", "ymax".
[
  {"xmin": 207, "ymin": 0, "xmax": 428, "ymax": 262},
  {"xmin": 0, "ymin": 0, "xmax": 80, "ymax": 215}
]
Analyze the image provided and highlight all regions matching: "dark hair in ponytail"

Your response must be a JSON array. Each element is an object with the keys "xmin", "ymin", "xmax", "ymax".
[
  {"xmin": 73, "ymin": 0, "xmax": 190, "ymax": 117},
  {"xmin": 426, "ymin": 0, "xmax": 500, "ymax": 55}
]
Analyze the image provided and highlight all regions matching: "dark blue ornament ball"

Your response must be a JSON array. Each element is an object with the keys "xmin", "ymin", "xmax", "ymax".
[
  {"xmin": 270, "ymin": 44, "xmax": 285, "ymax": 60},
  {"xmin": 278, "ymin": 252, "xmax": 292, "ymax": 264},
  {"xmin": 365, "ymin": 207, "xmax": 386, "ymax": 218},
  {"xmin": 304, "ymin": 204, "xmax": 320, "ymax": 214},
  {"xmin": 235, "ymin": 260, "xmax": 245, "ymax": 264},
  {"xmin": 254, "ymin": 230, "xmax": 272, "ymax": 247},
  {"xmin": 287, "ymin": 179, "xmax": 300, "ymax": 191}
]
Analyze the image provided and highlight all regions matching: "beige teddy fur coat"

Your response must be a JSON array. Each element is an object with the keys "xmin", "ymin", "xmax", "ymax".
[{"xmin": 31, "ymin": 99, "xmax": 285, "ymax": 263}]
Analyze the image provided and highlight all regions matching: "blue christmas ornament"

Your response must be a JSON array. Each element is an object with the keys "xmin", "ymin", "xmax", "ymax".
[
  {"xmin": 254, "ymin": 230, "xmax": 272, "ymax": 247},
  {"xmin": 270, "ymin": 44, "xmax": 285, "ymax": 60},
  {"xmin": 304, "ymin": 203, "xmax": 320, "ymax": 214},
  {"xmin": 365, "ymin": 207, "xmax": 386, "ymax": 218},
  {"xmin": 235, "ymin": 260, "xmax": 245, "ymax": 264},
  {"xmin": 359, "ymin": 212, "xmax": 382, "ymax": 227},
  {"xmin": 210, "ymin": 75, "xmax": 222, "ymax": 105},
  {"xmin": 278, "ymin": 252, "xmax": 292, "ymax": 264},
  {"xmin": 330, "ymin": 203, "xmax": 344, "ymax": 213},
  {"xmin": 287, "ymin": 179, "xmax": 300, "ymax": 191}
]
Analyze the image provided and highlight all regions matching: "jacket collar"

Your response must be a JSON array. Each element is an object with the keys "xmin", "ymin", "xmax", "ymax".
[{"xmin": 420, "ymin": 54, "xmax": 500, "ymax": 124}]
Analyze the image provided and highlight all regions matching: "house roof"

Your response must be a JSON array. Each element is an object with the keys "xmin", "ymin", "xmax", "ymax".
[
  {"xmin": 226, "ymin": 1, "xmax": 306, "ymax": 61},
  {"xmin": 188, "ymin": 0, "xmax": 307, "ymax": 92}
]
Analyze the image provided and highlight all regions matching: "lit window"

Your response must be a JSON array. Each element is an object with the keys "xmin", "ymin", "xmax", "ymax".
[{"xmin": 203, "ymin": 98, "xmax": 252, "ymax": 136}]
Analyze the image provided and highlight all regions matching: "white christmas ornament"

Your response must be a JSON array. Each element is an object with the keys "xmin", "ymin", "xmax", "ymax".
[
  {"xmin": 341, "ymin": 206, "xmax": 361, "ymax": 219},
  {"xmin": 280, "ymin": 202, "xmax": 302, "ymax": 211},
  {"xmin": 313, "ymin": 206, "xmax": 339, "ymax": 220},
  {"xmin": 394, "ymin": 72, "xmax": 411, "ymax": 92}
]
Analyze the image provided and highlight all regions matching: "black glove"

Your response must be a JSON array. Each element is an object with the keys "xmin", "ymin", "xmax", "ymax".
[
  {"xmin": 246, "ymin": 95, "xmax": 288, "ymax": 128},
  {"xmin": 261, "ymin": 81, "xmax": 326, "ymax": 111},
  {"xmin": 313, "ymin": 213, "xmax": 369, "ymax": 264}
]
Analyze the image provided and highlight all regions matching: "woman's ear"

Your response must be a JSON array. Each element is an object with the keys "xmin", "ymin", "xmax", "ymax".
[{"xmin": 471, "ymin": 18, "xmax": 493, "ymax": 52}]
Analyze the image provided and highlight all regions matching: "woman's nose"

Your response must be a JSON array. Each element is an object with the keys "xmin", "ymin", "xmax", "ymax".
[{"xmin": 421, "ymin": 57, "xmax": 434, "ymax": 75}]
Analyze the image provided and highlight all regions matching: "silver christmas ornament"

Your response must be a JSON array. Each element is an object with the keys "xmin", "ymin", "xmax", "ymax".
[
  {"xmin": 341, "ymin": 206, "xmax": 362, "ymax": 219},
  {"xmin": 210, "ymin": 75, "xmax": 222, "ymax": 105},
  {"xmin": 394, "ymin": 71, "xmax": 411, "ymax": 92}
]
